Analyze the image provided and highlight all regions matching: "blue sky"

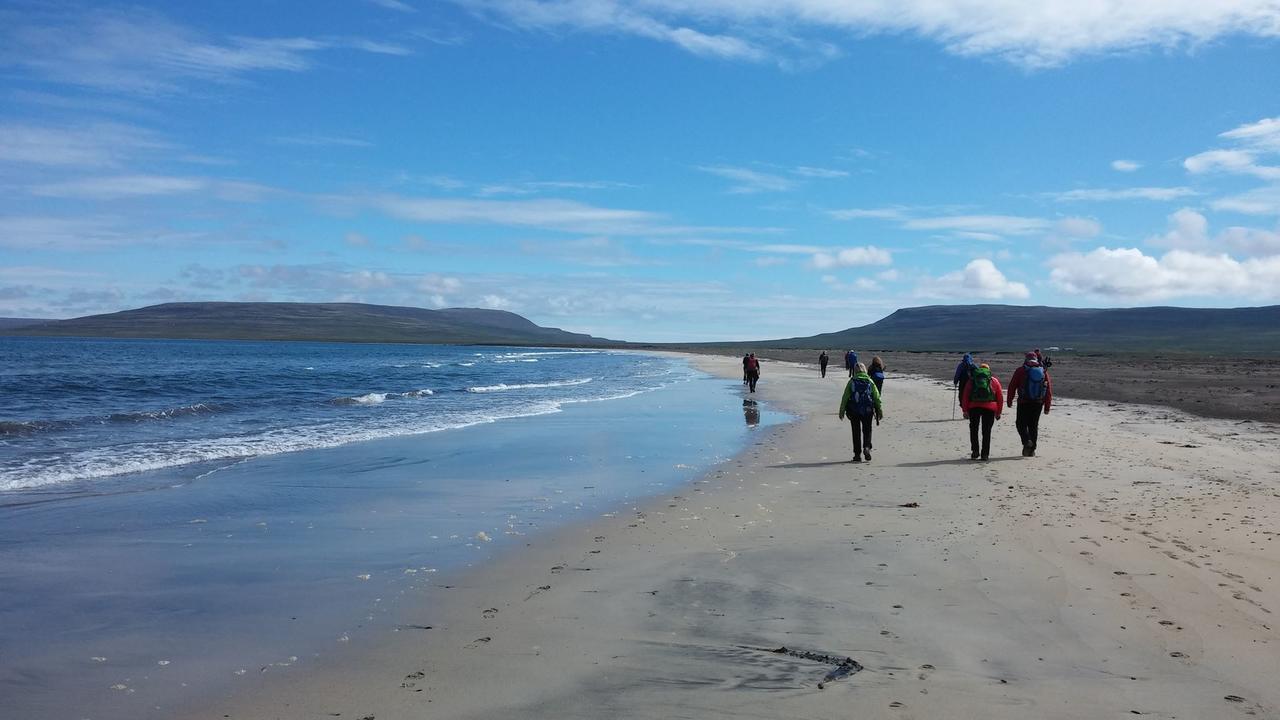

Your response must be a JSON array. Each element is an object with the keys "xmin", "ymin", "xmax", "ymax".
[{"xmin": 2, "ymin": 1, "xmax": 1280, "ymax": 342}]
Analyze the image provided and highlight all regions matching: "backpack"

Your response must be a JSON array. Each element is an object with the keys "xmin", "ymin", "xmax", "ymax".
[
  {"xmin": 847, "ymin": 378, "xmax": 875, "ymax": 416},
  {"xmin": 1023, "ymin": 365, "xmax": 1046, "ymax": 402},
  {"xmin": 969, "ymin": 367, "xmax": 995, "ymax": 403}
]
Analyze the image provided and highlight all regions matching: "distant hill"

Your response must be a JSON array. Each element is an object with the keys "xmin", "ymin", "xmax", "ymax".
[
  {"xmin": 753, "ymin": 304, "xmax": 1280, "ymax": 355},
  {"xmin": 0, "ymin": 317, "xmax": 47, "ymax": 330},
  {"xmin": 4, "ymin": 302, "xmax": 615, "ymax": 346}
]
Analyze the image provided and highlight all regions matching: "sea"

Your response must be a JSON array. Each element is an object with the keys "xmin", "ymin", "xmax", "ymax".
[{"xmin": 0, "ymin": 337, "xmax": 784, "ymax": 720}]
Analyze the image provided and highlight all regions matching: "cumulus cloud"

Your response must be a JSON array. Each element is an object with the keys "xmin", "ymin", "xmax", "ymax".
[
  {"xmin": 915, "ymin": 259, "xmax": 1030, "ymax": 300},
  {"xmin": 1050, "ymin": 247, "xmax": 1280, "ymax": 300},
  {"xmin": 1111, "ymin": 159, "xmax": 1141, "ymax": 172},
  {"xmin": 811, "ymin": 246, "xmax": 893, "ymax": 269},
  {"xmin": 1146, "ymin": 208, "xmax": 1280, "ymax": 257},
  {"xmin": 456, "ymin": 0, "xmax": 1280, "ymax": 68}
]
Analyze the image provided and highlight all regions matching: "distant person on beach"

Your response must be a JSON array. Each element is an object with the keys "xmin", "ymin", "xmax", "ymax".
[
  {"xmin": 868, "ymin": 355, "xmax": 886, "ymax": 393},
  {"xmin": 839, "ymin": 362, "xmax": 883, "ymax": 462},
  {"xmin": 742, "ymin": 353, "xmax": 751, "ymax": 385},
  {"xmin": 746, "ymin": 353, "xmax": 761, "ymax": 393},
  {"xmin": 1007, "ymin": 351, "xmax": 1052, "ymax": 457},
  {"xmin": 845, "ymin": 349, "xmax": 858, "ymax": 377},
  {"xmin": 819, "ymin": 351, "xmax": 829, "ymax": 378},
  {"xmin": 953, "ymin": 352, "xmax": 976, "ymax": 403},
  {"xmin": 961, "ymin": 362, "xmax": 1003, "ymax": 461}
]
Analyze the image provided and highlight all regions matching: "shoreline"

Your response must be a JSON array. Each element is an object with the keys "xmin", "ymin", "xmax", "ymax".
[{"xmin": 191, "ymin": 353, "xmax": 1280, "ymax": 719}]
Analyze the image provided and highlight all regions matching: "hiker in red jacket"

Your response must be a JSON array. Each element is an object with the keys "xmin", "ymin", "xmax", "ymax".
[
  {"xmin": 961, "ymin": 363, "xmax": 1003, "ymax": 461},
  {"xmin": 1007, "ymin": 351, "xmax": 1052, "ymax": 457}
]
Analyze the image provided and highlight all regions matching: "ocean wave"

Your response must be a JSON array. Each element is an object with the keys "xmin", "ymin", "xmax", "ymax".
[
  {"xmin": 0, "ymin": 400, "xmax": 568, "ymax": 492},
  {"xmin": 107, "ymin": 403, "xmax": 224, "ymax": 422},
  {"xmin": 331, "ymin": 389, "xmax": 434, "ymax": 405},
  {"xmin": 466, "ymin": 378, "xmax": 593, "ymax": 393},
  {"xmin": 0, "ymin": 419, "xmax": 76, "ymax": 436}
]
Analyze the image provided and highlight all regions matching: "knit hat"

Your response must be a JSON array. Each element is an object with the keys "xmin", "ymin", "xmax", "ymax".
[{"xmin": 1025, "ymin": 351, "xmax": 1038, "ymax": 361}]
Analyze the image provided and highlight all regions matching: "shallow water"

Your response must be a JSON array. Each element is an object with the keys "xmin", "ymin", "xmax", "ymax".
[{"xmin": 0, "ymin": 342, "xmax": 785, "ymax": 720}]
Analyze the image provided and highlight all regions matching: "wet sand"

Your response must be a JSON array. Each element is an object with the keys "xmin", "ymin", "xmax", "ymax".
[{"xmin": 192, "ymin": 355, "xmax": 1280, "ymax": 719}]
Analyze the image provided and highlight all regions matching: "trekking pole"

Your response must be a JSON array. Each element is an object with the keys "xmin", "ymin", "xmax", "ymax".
[{"xmin": 951, "ymin": 386, "xmax": 957, "ymax": 420}]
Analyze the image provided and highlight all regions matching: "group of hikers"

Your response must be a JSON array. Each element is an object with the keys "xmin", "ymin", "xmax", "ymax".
[
  {"xmin": 951, "ymin": 349, "xmax": 1053, "ymax": 461},
  {"xmin": 755, "ymin": 348, "xmax": 1054, "ymax": 463}
]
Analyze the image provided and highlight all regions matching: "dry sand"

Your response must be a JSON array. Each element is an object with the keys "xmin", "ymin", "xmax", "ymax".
[{"xmin": 194, "ymin": 354, "xmax": 1280, "ymax": 720}]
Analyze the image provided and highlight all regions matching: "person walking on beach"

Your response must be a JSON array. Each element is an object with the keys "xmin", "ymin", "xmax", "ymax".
[
  {"xmin": 742, "ymin": 353, "xmax": 751, "ymax": 385},
  {"xmin": 819, "ymin": 351, "xmax": 829, "ymax": 378},
  {"xmin": 839, "ymin": 362, "xmax": 883, "ymax": 462},
  {"xmin": 1007, "ymin": 351, "xmax": 1052, "ymax": 457},
  {"xmin": 953, "ymin": 352, "xmax": 976, "ymax": 411},
  {"xmin": 845, "ymin": 349, "xmax": 858, "ymax": 377},
  {"xmin": 961, "ymin": 362, "xmax": 1002, "ymax": 460},
  {"xmin": 868, "ymin": 355, "xmax": 886, "ymax": 393},
  {"xmin": 746, "ymin": 353, "xmax": 761, "ymax": 393}
]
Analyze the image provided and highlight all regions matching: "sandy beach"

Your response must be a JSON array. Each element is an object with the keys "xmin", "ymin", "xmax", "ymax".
[{"xmin": 193, "ymin": 353, "xmax": 1280, "ymax": 720}]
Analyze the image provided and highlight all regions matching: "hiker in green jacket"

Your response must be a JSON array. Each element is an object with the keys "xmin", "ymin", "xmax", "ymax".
[{"xmin": 838, "ymin": 363, "xmax": 884, "ymax": 462}]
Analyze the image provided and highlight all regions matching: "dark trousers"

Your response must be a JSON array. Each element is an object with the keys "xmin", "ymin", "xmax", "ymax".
[
  {"xmin": 747, "ymin": 371, "xmax": 759, "ymax": 392},
  {"xmin": 1015, "ymin": 402, "xmax": 1043, "ymax": 450},
  {"xmin": 820, "ymin": 362, "xmax": 827, "ymax": 377},
  {"xmin": 849, "ymin": 414, "xmax": 873, "ymax": 455},
  {"xmin": 968, "ymin": 408, "xmax": 995, "ymax": 458}
]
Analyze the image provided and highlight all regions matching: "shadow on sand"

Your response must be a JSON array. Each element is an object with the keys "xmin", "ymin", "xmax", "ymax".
[
  {"xmin": 770, "ymin": 460, "xmax": 861, "ymax": 469},
  {"xmin": 895, "ymin": 457, "xmax": 1021, "ymax": 468}
]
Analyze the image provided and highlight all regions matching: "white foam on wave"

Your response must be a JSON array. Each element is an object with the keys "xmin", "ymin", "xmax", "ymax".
[
  {"xmin": 333, "ymin": 389, "xmax": 433, "ymax": 405},
  {"xmin": 467, "ymin": 378, "xmax": 593, "ymax": 393},
  {"xmin": 0, "ymin": 398, "xmax": 568, "ymax": 491}
]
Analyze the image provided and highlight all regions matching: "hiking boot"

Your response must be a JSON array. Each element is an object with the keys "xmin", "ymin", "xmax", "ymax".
[
  {"xmin": 863, "ymin": 450, "xmax": 871, "ymax": 462},
  {"xmin": 980, "ymin": 454, "xmax": 989, "ymax": 461},
  {"xmin": 852, "ymin": 455, "xmax": 862, "ymax": 463},
  {"xmin": 970, "ymin": 451, "xmax": 980, "ymax": 460},
  {"xmin": 1027, "ymin": 446, "xmax": 1036, "ymax": 457},
  {"xmin": 1021, "ymin": 444, "xmax": 1031, "ymax": 457}
]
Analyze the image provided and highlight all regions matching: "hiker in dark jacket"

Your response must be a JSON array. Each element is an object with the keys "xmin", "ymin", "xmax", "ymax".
[
  {"xmin": 745, "ymin": 353, "xmax": 761, "ymax": 393},
  {"xmin": 844, "ymin": 349, "xmax": 858, "ymax": 377},
  {"xmin": 961, "ymin": 363, "xmax": 1003, "ymax": 461},
  {"xmin": 868, "ymin": 355, "xmax": 886, "ymax": 393},
  {"xmin": 1007, "ymin": 351, "xmax": 1052, "ymax": 457},
  {"xmin": 953, "ymin": 352, "xmax": 975, "ymax": 395},
  {"xmin": 839, "ymin": 363, "xmax": 883, "ymax": 462},
  {"xmin": 819, "ymin": 351, "xmax": 829, "ymax": 378},
  {"xmin": 742, "ymin": 354, "xmax": 751, "ymax": 385}
]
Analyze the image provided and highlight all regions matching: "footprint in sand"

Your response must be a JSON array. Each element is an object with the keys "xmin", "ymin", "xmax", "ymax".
[
  {"xmin": 482, "ymin": 607, "xmax": 499, "ymax": 618},
  {"xmin": 464, "ymin": 637, "xmax": 491, "ymax": 649}
]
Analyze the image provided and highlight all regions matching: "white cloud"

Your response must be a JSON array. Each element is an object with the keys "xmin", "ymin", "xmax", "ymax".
[
  {"xmin": 1220, "ymin": 116, "xmax": 1280, "ymax": 151},
  {"xmin": 1055, "ymin": 217, "xmax": 1102, "ymax": 238},
  {"xmin": 811, "ymin": 246, "xmax": 893, "ymax": 269},
  {"xmin": 915, "ymin": 258, "xmax": 1029, "ymax": 300},
  {"xmin": 345, "ymin": 232, "xmax": 372, "ymax": 248},
  {"xmin": 902, "ymin": 214, "xmax": 1049, "ymax": 236},
  {"xmin": 458, "ymin": 0, "xmax": 1280, "ymax": 68},
  {"xmin": 1184, "ymin": 149, "xmax": 1280, "ymax": 180},
  {"xmin": 755, "ymin": 256, "xmax": 787, "ymax": 267},
  {"xmin": 29, "ymin": 175, "xmax": 207, "ymax": 199},
  {"xmin": 0, "ymin": 122, "xmax": 168, "ymax": 167},
  {"xmin": 369, "ymin": 195, "xmax": 661, "ymax": 234},
  {"xmin": 1211, "ymin": 185, "xmax": 1280, "ymax": 215},
  {"xmin": 367, "ymin": 0, "xmax": 417, "ymax": 11},
  {"xmin": 697, "ymin": 165, "xmax": 796, "ymax": 193},
  {"xmin": 828, "ymin": 206, "xmax": 908, "ymax": 220},
  {"xmin": 791, "ymin": 166, "xmax": 849, "ymax": 179},
  {"xmin": 1149, "ymin": 208, "xmax": 1210, "ymax": 250},
  {"xmin": 1050, "ymin": 247, "xmax": 1280, "ymax": 300},
  {"xmin": 0, "ymin": 216, "xmax": 128, "ymax": 250},
  {"xmin": 480, "ymin": 294, "xmax": 513, "ymax": 309},
  {"xmin": 274, "ymin": 134, "xmax": 373, "ymax": 148},
  {"xmin": 1046, "ymin": 186, "xmax": 1197, "ymax": 202},
  {"xmin": 0, "ymin": 9, "xmax": 407, "ymax": 93},
  {"xmin": 1111, "ymin": 159, "xmax": 1141, "ymax": 172},
  {"xmin": 1146, "ymin": 208, "xmax": 1280, "ymax": 257}
]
